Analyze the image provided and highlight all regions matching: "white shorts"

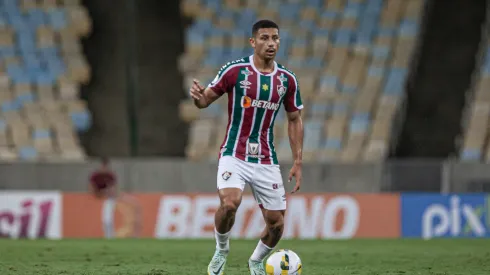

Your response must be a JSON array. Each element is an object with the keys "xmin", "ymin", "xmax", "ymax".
[{"xmin": 217, "ymin": 156, "xmax": 286, "ymax": 211}]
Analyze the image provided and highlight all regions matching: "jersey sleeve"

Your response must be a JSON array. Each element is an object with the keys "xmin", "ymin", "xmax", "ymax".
[
  {"xmin": 207, "ymin": 65, "xmax": 237, "ymax": 96},
  {"xmin": 283, "ymin": 74, "xmax": 304, "ymax": 112}
]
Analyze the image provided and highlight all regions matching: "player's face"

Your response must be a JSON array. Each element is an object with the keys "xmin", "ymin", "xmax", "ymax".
[{"xmin": 250, "ymin": 28, "xmax": 280, "ymax": 60}]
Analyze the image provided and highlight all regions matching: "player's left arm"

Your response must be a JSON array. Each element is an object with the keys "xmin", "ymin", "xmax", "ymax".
[
  {"xmin": 283, "ymin": 72, "xmax": 304, "ymax": 193},
  {"xmin": 286, "ymin": 110, "xmax": 303, "ymax": 193}
]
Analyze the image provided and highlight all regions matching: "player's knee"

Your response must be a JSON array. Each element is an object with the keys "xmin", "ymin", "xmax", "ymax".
[
  {"xmin": 267, "ymin": 217, "xmax": 284, "ymax": 237},
  {"xmin": 221, "ymin": 199, "xmax": 239, "ymax": 216}
]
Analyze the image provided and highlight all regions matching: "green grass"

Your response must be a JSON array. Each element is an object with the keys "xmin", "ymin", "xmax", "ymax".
[{"xmin": 0, "ymin": 239, "xmax": 489, "ymax": 274}]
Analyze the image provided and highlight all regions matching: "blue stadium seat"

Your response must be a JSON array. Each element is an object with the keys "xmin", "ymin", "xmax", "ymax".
[
  {"xmin": 461, "ymin": 149, "xmax": 481, "ymax": 161},
  {"xmin": 368, "ymin": 66, "xmax": 384, "ymax": 77},
  {"xmin": 320, "ymin": 10, "xmax": 337, "ymax": 20},
  {"xmin": 0, "ymin": 15, "xmax": 8, "ymax": 29},
  {"xmin": 310, "ymin": 103, "xmax": 329, "ymax": 118},
  {"xmin": 0, "ymin": 120, "xmax": 7, "ymax": 132},
  {"xmin": 334, "ymin": 29, "xmax": 353, "ymax": 46},
  {"xmin": 1, "ymin": 100, "xmax": 21, "ymax": 112},
  {"xmin": 0, "ymin": 46, "xmax": 17, "ymax": 58},
  {"xmin": 36, "ymin": 73, "xmax": 56, "ymax": 86},
  {"xmin": 323, "ymin": 138, "xmax": 342, "ymax": 150},
  {"xmin": 305, "ymin": 0, "xmax": 323, "ymax": 8},
  {"xmin": 288, "ymin": 57, "xmax": 304, "ymax": 68},
  {"xmin": 372, "ymin": 46, "xmax": 390, "ymax": 59},
  {"xmin": 186, "ymin": 30, "xmax": 205, "ymax": 45},
  {"xmin": 33, "ymin": 129, "xmax": 52, "ymax": 139},
  {"xmin": 27, "ymin": 9, "xmax": 46, "ymax": 29},
  {"xmin": 312, "ymin": 27, "xmax": 330, "ymax": 37},
  {"xmin": 47, "ymin": 9, "xmax": 68, "ymax": 31},
  {"xmin": 299, "ymin": 20, "xmax": 316, "ymax": 31},
  {"xmin": 278, "ymin": 137, "xmax": 290, "ymax": 149},
  {"xmin": 278, "ymin": 4, "xmax": 301, "ymax": 21},
  {"xmin": 399, "ymin": 19, "xmax": 419, "ymax": 37},
  {"xmin": 365, "ymin": 0, "xmax": 383, "ymax": 12},
  {"xmin": 341, "ymin": 85, "xmax": 357, "ymax": 94},
  {"xmin": 353, "ymin": 112, "xmax": 370, "ymax": 121},
  {"xmin": 349, "ymin": 116, "xmax": 369, "ymax": 133},
  {"xmin": 70, "ymin": 111, "xmax": 92, "ymax": 132},
  {"xmin": 378, "ymin": 27, "xmax": 396, "ymax": 37},
  {"xmin": 203, "ymin": 0, "xmax": 222, "ymax": 11},
  {"xmin": 274, "ymin": 112, "xmax": 285, "ymax": 124},
  {"xmin": 344, "ymin": 2, "xmax": 362, "ymax": 19},
  {"xmin": 236, "ymin": 9, "xmax": 256, "ymax": 30},
  {"xmin": 190, "ymin": 18, "xmax": 213, "ymax": 34},
  {"xmin": 201, "ymin": 103, "xmax": 221, "ymax": 118},
  {"xmin": 15, "ymin": 92, "xmax": 36, "ymax": 106},
  {"xmin": 384, "ymin": 68, "xmax": 407, "ymax": 94},
  {"xmin": 322, "ymin": 76, "xmax": 339, "ymax": 88},
  {"xmin": 265, "ymin": 0, "xmax": 281, "ymax": 9},
  {"xmin": 304, "ymin": 125, "xmax": 322, "ymax": 150},
  {"xmin": 332, "ymin": 102, "xmax": 348, "ymax": 114},
  {"xmin": 19, "ymin": 146, "xmax": 38, "ymax": 160},
  {"xmin": 304, "ymin": 57, "xmax": 323, "ymax": 68}
]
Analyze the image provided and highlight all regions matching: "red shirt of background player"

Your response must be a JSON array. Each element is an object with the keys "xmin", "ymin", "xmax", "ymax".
[{"xmin": 89, "ymin": 158, "xmax": 117, "ymax": 199}]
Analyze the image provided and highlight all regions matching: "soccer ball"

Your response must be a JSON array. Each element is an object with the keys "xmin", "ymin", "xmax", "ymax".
[{"xmin": 265, "ymin": 249, "xmax": 302, "ymax": 274}]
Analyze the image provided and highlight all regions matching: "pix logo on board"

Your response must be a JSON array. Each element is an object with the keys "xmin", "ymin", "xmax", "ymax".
[{"xmin": 401, "ymin": 194, "xmax": 489, "ymax": 239}]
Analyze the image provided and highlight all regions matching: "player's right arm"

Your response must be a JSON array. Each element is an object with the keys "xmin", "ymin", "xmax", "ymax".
[
  {"xmin": 189, "ymin": 79, "xmax": 220, "ymax": 109},
  {"xmin": 189, "ymin": 63, "xmax": 237, "ymax": 108}
]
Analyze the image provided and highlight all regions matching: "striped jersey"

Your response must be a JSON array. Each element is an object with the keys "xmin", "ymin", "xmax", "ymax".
[{"xmin": 208, "ymin": 55, "xmax": 303, "ymax": 165}]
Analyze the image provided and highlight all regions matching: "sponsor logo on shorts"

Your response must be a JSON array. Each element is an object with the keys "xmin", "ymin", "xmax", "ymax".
[
  {"xmin": 222, "ymin": 171, "xmax": 232, "ymax": 180},
  {"xmin": 247, "ymin": 142, "xmax": 265, "ymax": 159},
  {"xmin": 273, "ymin": 184, "xmax": 278, "ymax": 190},
  {"xmin": 241, "ymin": 96, "xmax": 280, "ymax": 111}
]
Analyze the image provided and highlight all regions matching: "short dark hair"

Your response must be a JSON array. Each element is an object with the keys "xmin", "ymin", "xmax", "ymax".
[{"xmin": 252, "ymin": 20, "xmax": 279, "ymax": 36}]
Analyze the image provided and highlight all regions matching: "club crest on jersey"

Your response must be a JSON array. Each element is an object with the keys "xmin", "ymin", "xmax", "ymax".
[
  {"xmin": 222, "ymin": 171, "xmax": 232, "ymax": 180},
  {"xmin": 277, "ymin": 73, "xmax": 288, "ymax": 97},
  {"xmin": 277, "ymin": 85, "xmax": 287, "ymax": 97}
]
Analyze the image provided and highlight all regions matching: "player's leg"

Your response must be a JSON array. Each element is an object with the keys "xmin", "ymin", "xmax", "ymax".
[
  {"xmin": 208, "ymin": 156, "xmax": 247, "ymax": 275},
  {"xmin": 253, "ymin": 208, "xmax": 285, "ymax": 257},
  {"xmin": 214, "ymin": 187, "xmax": 243, "ymax": 250},
  {"xmin": 118, "ymin": 193, "xmax": 142, "ymax": 238},
  {"xmin": 248, "ymin": 164, "xmax": 286, "ymax": 274},
  {"xmin": 101, "ymin": 197, "xmax": 116, "ymax": 238}
]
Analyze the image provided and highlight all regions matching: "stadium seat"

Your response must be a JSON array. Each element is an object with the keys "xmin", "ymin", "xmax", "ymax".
[{"xmin": 180, "ymin": 0, "xmax": 424, "ymax": 162}]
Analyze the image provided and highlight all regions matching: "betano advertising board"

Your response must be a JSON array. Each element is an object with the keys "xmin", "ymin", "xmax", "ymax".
[{"xmin": 0, "ymin": 192, "xmax": 488, "ymax": 239}]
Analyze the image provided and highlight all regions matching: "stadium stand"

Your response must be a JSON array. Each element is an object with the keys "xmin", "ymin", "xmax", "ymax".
[
  {"xmin": 179, "ymin": 0, "xmax": 425, "ymax": 163},
  {"xmin": 460, "ymin": 33, "xmax": 490, "ymax": 162},
  {"xmin": 0, "ymin": 0, "xmax": 92, "ymax": 161}
]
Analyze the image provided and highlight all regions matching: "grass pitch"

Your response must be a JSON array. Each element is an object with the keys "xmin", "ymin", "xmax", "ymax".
[{"xmin": 0, "ymin": 239, "xmax": 489, "ymax": 274}]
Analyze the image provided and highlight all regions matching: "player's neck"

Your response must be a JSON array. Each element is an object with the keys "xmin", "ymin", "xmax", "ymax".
[{"xmin": 253, "ymin": 54, "xmax": 275, "ymax": 74}]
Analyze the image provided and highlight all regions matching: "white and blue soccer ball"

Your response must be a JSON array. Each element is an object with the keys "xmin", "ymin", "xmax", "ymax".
[{"xmin": 265, "ymin": 249, "xmax": 302, "ymax": 275}]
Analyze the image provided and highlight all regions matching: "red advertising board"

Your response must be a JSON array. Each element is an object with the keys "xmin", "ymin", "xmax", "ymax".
[{"xmin": 62, "ymin": 193, "xmax": 400, "ymax": 239}]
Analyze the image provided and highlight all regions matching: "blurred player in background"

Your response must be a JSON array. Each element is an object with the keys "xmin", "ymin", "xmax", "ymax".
[
  {"xmin": 89, "ymin": 157, "xmax": 142, "ymax": 238},
  {"xmin": 189, "ymin": 20, "xmax": 304, "ymax": 275}
]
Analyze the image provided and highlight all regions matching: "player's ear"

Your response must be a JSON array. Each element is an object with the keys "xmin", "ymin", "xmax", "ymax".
[{"xmin": 249, "ymin": 37, "xmax": 255, "ymax": 48}]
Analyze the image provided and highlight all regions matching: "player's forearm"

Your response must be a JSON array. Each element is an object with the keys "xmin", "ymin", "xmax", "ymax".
[
  {"xmin": 193, "ymin": 97, "xmax": 209, "ymax": 109},
  {"xmin": 288, "ymin": 117, "xmax": 304, "ymax": 164}
]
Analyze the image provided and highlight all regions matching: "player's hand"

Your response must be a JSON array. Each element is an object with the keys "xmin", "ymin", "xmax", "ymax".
[
  {"xmin": 288, "ymin": 162, "xmax": 302, "ymax": 194},
  {"xmin": 189, "ymin": 79, "xmax": 205, "ymax": 101}
]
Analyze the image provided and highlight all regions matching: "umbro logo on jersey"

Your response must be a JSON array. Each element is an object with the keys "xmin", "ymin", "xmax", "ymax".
[
  {"xmin": 241, "ymin": 96, "xmax": 279, "ymax": 111},
  {"xmin": 240, "ymin": 80, "xmax": 251, "ymax": 89}
]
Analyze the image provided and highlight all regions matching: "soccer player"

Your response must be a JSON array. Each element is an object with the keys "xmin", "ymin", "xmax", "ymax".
[
  {"xmin": 89, "ymin": 157, "xmax": 141, "ymax": 238},
  {"xmin": 189, "ymin": 20, "xmax": 304, "ymax": 275}
]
